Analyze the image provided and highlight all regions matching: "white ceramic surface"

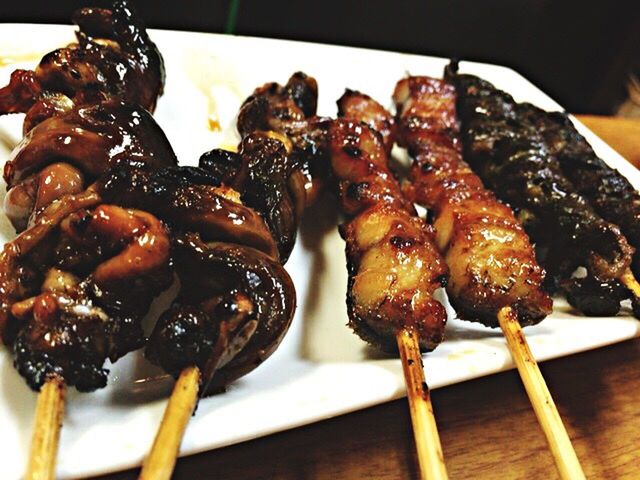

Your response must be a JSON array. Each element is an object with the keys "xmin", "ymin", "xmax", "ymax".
[{"xmin": 0, "ymin": 25, "xmax": 638, "ymax": 480}]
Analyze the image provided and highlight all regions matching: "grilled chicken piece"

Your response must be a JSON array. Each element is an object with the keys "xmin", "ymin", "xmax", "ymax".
[
  {"xmin": 3, "ymin": 99, "xmax": 177, "ymax": 231},
  {"xmin": 337, "ymin": 89, "xmax": 396, "ymax": 155},
  {"xmin": 381, "ymin": 78, "xmax": 552, "ymax": 326},
  {"xmin": 0, "ymin": 0, "xmax": 164, "ymax": 131},
  {"xmin": 445, "ymin": 61, "xmax": 634, "ymax": 316},
  {"xmin": 327, "ymin": 118, "xmax": 448, "ymax": 351}
]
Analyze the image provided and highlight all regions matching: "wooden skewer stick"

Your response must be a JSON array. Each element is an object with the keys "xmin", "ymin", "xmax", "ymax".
[
  {"xmin": 498, "ymin": 306, "xmax": 585, "ymax": 480},
  {"xmin": 621, "ymin": 268, "xmax": 640, "ymax": 299},
  {"xmin": 139, "ymin": 365, "xmax": 201, "ymax": 480},
  {"xmin": 25, "ymin": 375, "xmax": 66, "ymax": 480},
  {"xmin": 396, "ymin": 328, "xmax": 448, "ymax": 480}
]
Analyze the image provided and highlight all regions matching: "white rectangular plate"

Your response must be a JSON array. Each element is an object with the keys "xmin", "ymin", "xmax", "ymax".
[{"xmin": 0, "ymin": 25, "xmax": 638, "ymax": 480}]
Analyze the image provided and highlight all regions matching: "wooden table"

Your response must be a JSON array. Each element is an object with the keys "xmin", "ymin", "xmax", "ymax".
[{"xmin": 99, "ymin": 116, "xmax": 640, "ymax": 480}]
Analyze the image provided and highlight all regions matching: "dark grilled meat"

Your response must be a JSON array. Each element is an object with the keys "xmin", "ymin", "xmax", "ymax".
[
  {"xmin": 0, "ymin": 0, "xmax": 180, "ymax": 393},
  {"xmin": 98, "ymin": 165, "xmax": 279, "ymax": 260},
  {"xmin": 0, "ymin": 0, "xmax": 164, "ymax": 131},
  {"xmin": 199, "ymin": 132, "xmax": 307, "ymax": 263},
  {"xmin": 6, "ymin": 205, "xmax": 172, "ymax": 391},
  {"xmin": 3, "ymin": 99, "xmax": 177, "ymax": 231},
  {"xmin": 237, "ymin": 71, "xmax": 318, "ymax": 138},
  {"xmin": 146, "ymin": 232, "xmax": 296, "ymax": 392},
  {"xmin": 237, "ymin": 72, "xmax": 326, "ymax": 206},
  {"xmin": 517, "ymin": 104, "xmax": 640, "ymax": 278},
  {"xmin": 97, "ymin": 162, "xmax": 297, "ymax": 393},
  {"xmin": 445, "ymin": 62, "xmax": 634, "ymax": 316},
  {"xmin": 370, "ymin": 78, "xmax": 553, "ymax": 327}
]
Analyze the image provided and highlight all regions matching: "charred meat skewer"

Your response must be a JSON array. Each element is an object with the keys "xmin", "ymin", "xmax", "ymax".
[
  {"xmin": 136, "ymin": 137, "xmax": 301, "ymax": 477},
  {"xmin": 517, "ymin": 104, "xmax": 640, "ymax": 278},
  {"xmin": 0, "ymin": 2, "xmax": 168, "ymax": 477},
  {"xmin": 445, "ymin": 62, "xmax": 635, "ymax": 316},
  {"xmin": 95, "ymin": 163, "xmax": 297, "ymax": 393}
]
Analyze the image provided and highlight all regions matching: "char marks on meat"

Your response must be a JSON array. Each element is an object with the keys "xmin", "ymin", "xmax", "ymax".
[
  {"xmin": 8, "ymin": 204, "xmax": 172, "ymax": 391},
  {"xmin": 327, "ymin": 114, "xmax": 448, "ymax": 351},
  {"xmin": 516, "ymin": 105, "xmax": 640, "ymax": 278},
  {"xmin": 146, "ymin": 233, "xmax": 296, "ymax": 392},
  {"xmin": 199, "ymin": 132, "xmax": 308, "ymax": 263},
  {"xmin": 360, "ymin": 77, "xmax": 554, "ymax": 326}
]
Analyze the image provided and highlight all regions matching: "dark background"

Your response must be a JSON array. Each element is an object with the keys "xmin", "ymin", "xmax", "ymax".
[{"xmin": 1, "ymin": 0, "xmax": 639, "ymax": 114}]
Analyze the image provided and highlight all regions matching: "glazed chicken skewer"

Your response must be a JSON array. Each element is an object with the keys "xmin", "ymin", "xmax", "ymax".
[
  {"xmin": 325, "ymin": 117, "xmax": 449, "ymax": 480},
  {"xmin": 0, "ymin": 2, "xmax": 169, "ymax": 478},
  {"xmin": 237, "ymin": 73, "xmax": 450, "ymax": 479},
  {"xmin": 342, "ymin": 78, "xmax": 580, "ymax": 479}
]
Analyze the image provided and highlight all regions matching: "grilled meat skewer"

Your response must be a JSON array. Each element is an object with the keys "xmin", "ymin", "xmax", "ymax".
[
  {"xmin": 328, "ymin": 119, "xmax": 448, "ymax": 350},
  {"xmin": 96, "ymin": 162, "xmax": 297, "ymax": 393},
  {"xmin": 445, "ymin": 62, "xmax": 635, "ymax": 316},
  {"xmin": 342, "ymin": 77, "xmax": 552, "ymax": 327},
  {"xmin": 139, "ymin": 126, "xmax": 302, "ymax": 478},
  {"xmin": 0, "ymin": 0, "xmax": 177, "ymax": 394}
]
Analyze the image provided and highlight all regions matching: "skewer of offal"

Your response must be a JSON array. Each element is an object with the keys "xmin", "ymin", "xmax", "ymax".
[
  {"xmin": 340, "ymin": 76, "xmax": 579, "ymax": 479},
  {"xmin": 236, "ymin": 72, "xmax": 450, "ymax": 479},
  {"xmin": 137, "ymin": 135, "xmax": 301, "ymax": 480},
  {"xmin": 140, "ymin": 73, "xmax": 316, "ymax": 479},
  {"xmin": 0, "ymin": 1, "xmax": 167, "ymax": 478}
]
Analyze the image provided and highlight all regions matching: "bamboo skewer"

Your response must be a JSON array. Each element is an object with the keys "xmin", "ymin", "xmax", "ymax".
[
  {"xmin": 25, "ymin": 375, "xmax": 66, "ymax": 480},
  {"xmin": 139, "ymin": 365, "xmax": 201, "ymax": 480},
  {"xmin": 498, "ymin": 306, "xmax": 585, "ymax": 480},
  {"xmin": 396, "ymin": 328, "xmax": 448, "ymax": 480},
  {"xmin": 621, "ymin": 268, "xmax": 640, "ymax": 299}
]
